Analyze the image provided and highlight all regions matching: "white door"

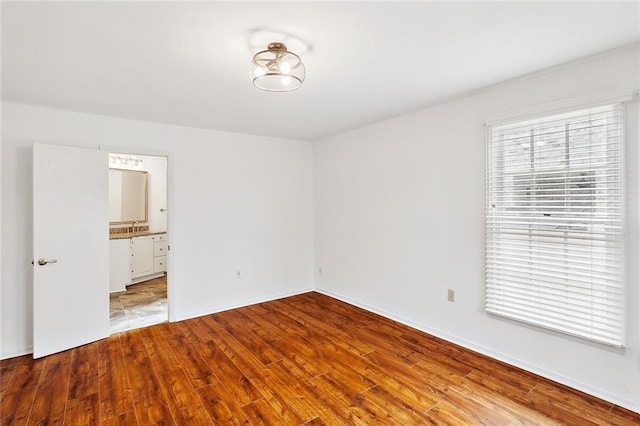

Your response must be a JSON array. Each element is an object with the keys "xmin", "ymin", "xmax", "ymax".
[{"xmin": 33, "ymin": 143, "xmax": 109, "ymax": 358}]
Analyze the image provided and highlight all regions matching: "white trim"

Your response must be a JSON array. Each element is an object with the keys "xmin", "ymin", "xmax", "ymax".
[
  {"xmin": 620, "ymin": 102, "xmax": 628, "ymax": 348},
  {"xmin": 1, "ymin": 345, "xmax": 33, "ymax": 359},
  {"xmin": 315, "ymin": 287, "xmax": 640, "ymax": 415},
  {"xmin": 174, "ymin": 286, "xmax": 315, "ymax": 322},
  {"xmin": 129, "ymin": 272, "xmax": 165, "ymax": 285},
  {"xmin": 484, "ymin": 89, "xmax": 638, "ymax": 126}
]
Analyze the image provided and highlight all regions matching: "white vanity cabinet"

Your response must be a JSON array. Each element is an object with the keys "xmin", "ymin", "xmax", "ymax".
[
  {"xmin": 130, "ymin": 233, "xmax": 167, "ymax": 282},
  {"xmin": 109, "ymin": 233, "xmax": 167, "ymax": 289},
  {"xmin": 109, "ymin": 238, "xmax": 132, "ymax": 293},
  {"xmin": 153, "ymin": 234, "xmax": 167, "ymax": 273},
  {"xmin": 130, "ymin": 235, "xmax": 154, "ymax": 279}
]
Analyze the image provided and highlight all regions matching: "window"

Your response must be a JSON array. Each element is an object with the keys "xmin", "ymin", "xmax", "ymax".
[{"xmin": 485, "ymin": 103, "xmax": 625, "ymax": 347}]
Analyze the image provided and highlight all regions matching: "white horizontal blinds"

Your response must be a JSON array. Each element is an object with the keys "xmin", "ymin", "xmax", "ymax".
[{"xmin": 486, "ymin": 104, "xmax": 624, "ymax": 347}]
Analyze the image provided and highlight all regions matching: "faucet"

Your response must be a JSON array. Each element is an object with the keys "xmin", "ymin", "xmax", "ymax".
[{"xmin": 131, "ymin": 221, "xmax": 139, "ymax": 234}]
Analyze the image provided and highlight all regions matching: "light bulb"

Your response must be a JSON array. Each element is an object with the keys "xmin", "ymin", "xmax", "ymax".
[
  {"xmin": 254, "ymin": 67, "xmax": 266, "ymax": 77},
  {"xmin": 279, "ymin": 62, "xmax": 291, "ymax": 73}
]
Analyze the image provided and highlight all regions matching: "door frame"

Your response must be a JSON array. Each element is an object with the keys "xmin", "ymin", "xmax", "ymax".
[{"xmin": 101, "ymin": 145, "xmax": 174, "ymax": 323}]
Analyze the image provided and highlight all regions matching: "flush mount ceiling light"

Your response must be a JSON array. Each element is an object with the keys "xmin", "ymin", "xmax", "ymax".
[{"xmin": 250, "ymin": 42, "xmax": 306, "ymax": 92}]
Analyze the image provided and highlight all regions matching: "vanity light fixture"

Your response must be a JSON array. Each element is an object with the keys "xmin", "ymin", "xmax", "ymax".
[
  {"xmin": 109, "ymin": 154, "xmax": 143, "ymax": 167},
  {"xmin": 249, "ymin": 42, "xmax": 306, "ymax": 92}
]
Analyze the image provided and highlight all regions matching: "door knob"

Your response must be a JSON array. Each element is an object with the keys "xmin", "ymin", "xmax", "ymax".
[{"xmin": 37, "ymin": 258, "xmax": 58, "ymax": 266}]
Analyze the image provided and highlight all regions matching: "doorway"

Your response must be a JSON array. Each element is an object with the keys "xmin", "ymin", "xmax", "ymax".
[{"xmin": 107, "ymin": 153, "xmax": 168, "ymax": 333}]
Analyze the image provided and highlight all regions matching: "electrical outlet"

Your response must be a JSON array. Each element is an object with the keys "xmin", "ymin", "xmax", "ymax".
[
  {"xmin": 236, "ymin": 270, "xmax": 241, "ymax": 279},
  {"xmin": 447, "ymin": 289, "xmax": 455, "ymax": 302}
]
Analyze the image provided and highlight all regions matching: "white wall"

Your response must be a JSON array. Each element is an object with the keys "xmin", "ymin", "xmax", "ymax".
[
  {"xmin": 314, "ymin": 45, "xmax": 640, "ymax": 411},
  {"xmin": 1, "ymin": 103, "xmax": 314, "ymax": 357}
]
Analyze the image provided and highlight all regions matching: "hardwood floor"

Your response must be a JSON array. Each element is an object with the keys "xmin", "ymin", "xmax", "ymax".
[{"xmin": 1, "ymin": 291, "xmax": 638, "ymax": 425}]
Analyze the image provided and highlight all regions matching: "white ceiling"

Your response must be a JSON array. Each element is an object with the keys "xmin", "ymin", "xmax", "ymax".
[{"xmin": 2, "ymin": 2, "xmax": 639, "ymax": 141}]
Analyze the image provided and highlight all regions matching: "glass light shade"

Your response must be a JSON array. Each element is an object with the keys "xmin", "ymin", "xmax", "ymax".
[{"xmin": 250, "ymin": 42, "xmax": 305, "ymax": 92}]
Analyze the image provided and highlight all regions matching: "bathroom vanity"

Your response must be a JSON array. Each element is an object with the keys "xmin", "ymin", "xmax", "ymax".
[{"xmin": 109, "ymin": 232, "xmax": 167, "ymax": 293}]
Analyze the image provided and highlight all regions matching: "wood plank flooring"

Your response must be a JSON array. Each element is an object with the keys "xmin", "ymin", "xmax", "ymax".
[{"xmin": 1, "ymin": 291, "xmax": 638, "ymax": 425}]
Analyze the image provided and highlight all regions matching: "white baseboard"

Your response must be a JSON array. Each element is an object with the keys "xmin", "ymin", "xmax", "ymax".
[
  {"xmin": 1, "ymin": 345, "xmax": 33, "ymax": 359},
  {"xmin": 315, "ymin": 287, "xmax": 640, "ymax": 415},
  {"xmin": 130, "ymin": 272, "xmax": 165, "ymax": 285},
  {"xmin": 175, "ymin": 286, "xmax": 315, "ymax": 322}
]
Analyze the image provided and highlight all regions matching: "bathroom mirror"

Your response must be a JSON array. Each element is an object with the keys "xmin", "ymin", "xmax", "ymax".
[{"xmin": 109, "ymin": 169, "xmax": 148, "ymax": 224}]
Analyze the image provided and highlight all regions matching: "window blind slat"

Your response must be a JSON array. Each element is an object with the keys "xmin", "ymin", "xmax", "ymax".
[
  {"xmin": 486, "ymin": 228, "xmax": 621, "ymax": 241},
  {"xmin": 487, "ymin": 286, "xmax": 624, "ymax": 314},
  {"xmin": 486, "ymin": 274, "xmax": 623, "ymax": 299},
  {"xmin": 485, "ymin": 241, "xmax": 622, "ymax": 261},
  {"xmin": 485, "ymin": 295, "xmax": 623, "ymax": 324},
  {"xmin": 486, "ymin": 303, "xmax": 623, "ymax": 333},
  {"xmin": 487, "ymin": 256, "xmax": 621, "ymax": 279},
  {"xmin": 485, "ymin": 309, "xmax": 623, "ymax": 345},
  {"xmin": 485, "ymin": 103, "xmax": 625, "ymax": 347}
]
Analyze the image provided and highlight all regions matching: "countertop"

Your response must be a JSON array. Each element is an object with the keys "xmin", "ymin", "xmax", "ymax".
[{"xmin": 109, "ymin": 231, "xmax": 166, "ymax": 240}]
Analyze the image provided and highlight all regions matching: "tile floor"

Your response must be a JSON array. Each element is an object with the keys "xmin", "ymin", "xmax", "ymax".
[{"xmin": 109, "ymin": 275, "xmax": 167, "ymax": 333}]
